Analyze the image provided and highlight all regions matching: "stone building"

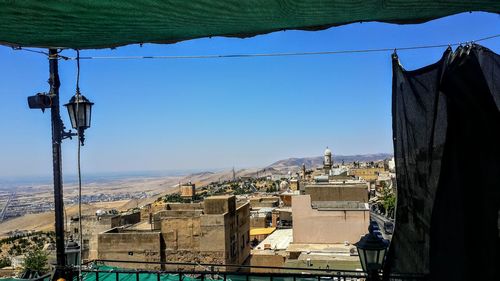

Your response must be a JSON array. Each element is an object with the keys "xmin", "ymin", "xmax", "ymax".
[
  {"xmin": 290, "ymin": 167, "xmax": 369, "ymax": 244},
  {"xmin": 153, "ymin": 195, "xmax": 250, "ymax": 265},
  {"xmin": 69, "ymin": 211, "xmax": 141, "ymax": 261},
  {"xmin": 249, "ymin": 197, "xmax": 279, "ymax": 208},
  {"xmin": 180, "ymin": 182, "xmax": 196, "ymax": 200},
  {"xmin": 249, "ymin": 207, "xmax": 274, "ymax": 228},
  {"xmin": 303, "ymin": 183, "xmax": 368, "ymax": 203},
  {"xmin": 349, "ymin": 167, "xmax": 385, "ymax": 182},
  {"xmin": 292, "ymin": 195, "xmax": 369, "ymax": 244},
  {"xmin": 97, "ymin": 195, "xmax": 251, "ymax": 268},
  {"xmin": 98, "ymin": 228, "xmax": 162, "ymax": 270}
]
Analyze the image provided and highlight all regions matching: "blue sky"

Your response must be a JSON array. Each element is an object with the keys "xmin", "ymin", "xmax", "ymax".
[{"xmin": 0, "ymin": 12, "xmax": 499, "ymax": 177}]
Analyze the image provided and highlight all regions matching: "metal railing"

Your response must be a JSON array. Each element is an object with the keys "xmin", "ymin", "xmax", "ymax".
[{"xmin": 69, "ymin": 260, "xmax": 426, "ymax": 281}]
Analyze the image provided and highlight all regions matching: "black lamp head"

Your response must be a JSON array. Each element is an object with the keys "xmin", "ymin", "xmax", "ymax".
[{"xmin": 64, "ymin": 93, "xmax": 94, "ymax": 145}]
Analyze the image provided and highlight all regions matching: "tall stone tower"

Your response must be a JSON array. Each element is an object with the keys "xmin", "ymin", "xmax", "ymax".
[{"xmin": 323, "ymin": 147, "xmax": 333, "ymax": 174}]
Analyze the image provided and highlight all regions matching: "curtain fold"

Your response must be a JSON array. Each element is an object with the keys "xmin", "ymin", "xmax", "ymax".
[{"xmin": 388, "ymin": 44, "xmax": 500, "ymax": 281}]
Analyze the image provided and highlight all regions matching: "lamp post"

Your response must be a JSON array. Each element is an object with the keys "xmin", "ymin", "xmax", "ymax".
[
  {"xmin": 47, "ymin": 49, "xmax": 67, "ymax": 280},
  {"xmin": 28, "ymin": 49, "xmax": 93, "ymax": 280},
  {"xmin": 354, "ymin": 224, "xmax": 389, "ymax": 281}
]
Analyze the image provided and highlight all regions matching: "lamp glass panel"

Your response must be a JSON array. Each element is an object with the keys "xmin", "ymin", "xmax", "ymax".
[
  {"xmin": 377, "ymin": 248, "xmax": 386, "ymax": 265},
  {"xmin": 357, "ymin": 248, "xmax": 367, "ymax": 271},
  {"xmin": 365, "ymin": 249, "xmax": 380, "ymax": 271},
  {"xmin": 85, "ymin": 103, "xmax": 92, "ymax": 127},
  {"xmin": 76, "ymin": 103, "xmax": 86, "ymax": 128},
  {"xmin": 66, "ymin": 251, "xmax": 75, "ymax": 266},
  {"xmin": 67, "ymin": 105, "xmax": 77, "ymax": 129}
]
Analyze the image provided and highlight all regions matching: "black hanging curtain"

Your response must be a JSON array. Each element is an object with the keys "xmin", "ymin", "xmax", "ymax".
[{"xmin": 388, "ymin": 44, "xmax": 500, "ymax": 281}]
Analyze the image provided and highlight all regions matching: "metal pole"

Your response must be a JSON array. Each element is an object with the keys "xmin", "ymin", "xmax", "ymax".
[{"xmin": 49, "ymin": 48, "xmax": 67, "ymax": 278}]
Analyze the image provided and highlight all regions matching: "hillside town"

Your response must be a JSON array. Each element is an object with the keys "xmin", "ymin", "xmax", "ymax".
[
  {"xmin": 0, "ymin": 148, "xmax": 396, "ymax": 276},
  {"xmin": 1, "ymin": 3, "xmax": 497, "ymax": 281}
]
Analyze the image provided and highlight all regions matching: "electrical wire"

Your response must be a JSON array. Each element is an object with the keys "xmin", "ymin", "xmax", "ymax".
[
  {"xmin": 61, "ymin": 33, "xmax": 499, "ymax": 60},
  {"xmin": 10, "ymin": 33, "xmax": 500, "ymax": 60}
]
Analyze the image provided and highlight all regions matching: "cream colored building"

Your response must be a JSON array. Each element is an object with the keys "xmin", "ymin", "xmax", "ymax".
[
  {"xmin": 292, "ymin": 195, "xmax": 369, "ymax": 244},
  {"xmin": 349, "ymin": 167, "xmax": 385, "ymax": 182}
]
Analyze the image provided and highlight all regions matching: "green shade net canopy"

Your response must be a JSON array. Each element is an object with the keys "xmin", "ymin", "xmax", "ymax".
[{"xmin": 0, "ymin": 0, "xmax": 499, "ymax": 49}]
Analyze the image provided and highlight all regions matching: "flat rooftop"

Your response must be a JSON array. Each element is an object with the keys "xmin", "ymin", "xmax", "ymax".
[
  {"xmin": 126, "ymin": 221, "xmax": 154, "ymax": 230},
  {"xmin": 287, "ymin": 243, "xmax": 355, "ymax": 255},
  {"xmin": 255, "ymin": 228, "xmax": 293, "ymax": 250},
  {"xmin": 311, "ymin": 201, "xmax": 369, "ymax": 210},
  {"xmin": 286, "ymin": 243, "xmax": 362, "ymax": 271},
  {"xmin": 250, "ymin": 207, "xmax": 275, "ymax": 213}
]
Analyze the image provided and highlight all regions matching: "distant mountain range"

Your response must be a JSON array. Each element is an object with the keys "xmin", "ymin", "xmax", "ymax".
[
  {"xmin": 182, "ymin": 153, "xmax": 394, "ymax": 184},
  {"xmin": 266, "ymin": 153, "xmax": 393, "ymax": 171}
]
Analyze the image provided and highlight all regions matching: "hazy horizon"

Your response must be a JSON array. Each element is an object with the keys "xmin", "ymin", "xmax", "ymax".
[{"xmin": 0, "ymin": 151, "xmax": 393, "ymax": 181}]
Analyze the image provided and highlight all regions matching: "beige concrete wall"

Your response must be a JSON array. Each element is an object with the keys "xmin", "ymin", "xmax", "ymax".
[
  {"xmin": 292, "ymin": 195, "xmax": 369, "ymax": 244},
  {"xmin": 160, "ymin": 216, "xmax": 201, "ymax": 251},
  {"xmin": 165, "ymin": 203, "xmax": 204, "ymax": 210},
  {"xmin": 69, "ymin": 216, "xmax": 114, "ymax": 261},
  {"xmin": 250, "ymin": 216, "xmax": 267, "ymax": 228},
  {"xmin": 153, "ymin": 210, "xmax": 203, "ymax": 230},
  {"xmin": 224, "ymin": 212, "xmax": 238, "ymax": 265},
  {"xmin": 199, "ymin": 214, "xmax": 227, "ymax": 253},
  {"xmin": 111, "ymin": 212, "xmax": 141, "ymax": 228},
  {"xmin": 236, "ymin": 202, "xmax": 250, "ymax": 264},
  {"xmin": 204, "ymin": 195, "xmax": 236, "ymax": 214},
  {"xmin": 163, "ymin": 250, "xmax": 225, "ymax": 265},
  {"xmin": 304, "ymin": 184, "xmax": 368, "ymax": 202},
  {"xmin": 180, "ymin": 184, "xmax": 195, "ymax": 198},
  {"xmin": 279, "ymin": 210, "xmax": 292, "ymax": 221},
  {"xmin": 249, "ymin": 197, "xmax": 279, "ymax": 208},
  {"xmin": 98, "ymin": 230, "xmax": 162, "ymax": 270},
  {"xmin": 349, "ymin": 168, "xmax": 385, "ymax": 182},
  {"xmin": 250, "ymin": 252, "xmax": 286, "ymax": 272},
  {"xmin": 147, "ymin": 196, "xmax": 249, "ymax": 266},
  {"xmin": 158, "ymin": 213, "xmax": 228, "ymax": 264}
]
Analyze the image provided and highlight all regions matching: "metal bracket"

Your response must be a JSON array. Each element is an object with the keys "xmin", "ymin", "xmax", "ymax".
[{"xmin": 62, "ymin": 128, "xmax": 77, "ymax": 140}]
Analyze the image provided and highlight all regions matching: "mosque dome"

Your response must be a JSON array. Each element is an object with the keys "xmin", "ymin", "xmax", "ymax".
[
  {"xmin": 279, "ymin": 180, "xmax": 289, "ymax": 190},
  {"xmin": 324, "ymin": 147, "xmax": 332, "ymax": 156}
]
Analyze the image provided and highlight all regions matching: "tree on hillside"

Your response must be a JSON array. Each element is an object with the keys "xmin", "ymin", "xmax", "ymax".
[
  {"xmin": 379, "ymin": 188, "xmax": 396, "ymax": 219},
  {"xmin": 23, "ymin": 248, "xmax": 48, "ymax": 274},
  {"xmin": 0, "ymin": 257, "xmax": 11, "ymax": 268}
]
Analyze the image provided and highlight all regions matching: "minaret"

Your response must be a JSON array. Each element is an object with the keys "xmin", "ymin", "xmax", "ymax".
[
  {"xmin": 323, "ymin": 147, "xmax": 333, "ymax": 174},
  {"xmin": 232, "ymin": 167, "xmax": 236, "ymax": 182}
]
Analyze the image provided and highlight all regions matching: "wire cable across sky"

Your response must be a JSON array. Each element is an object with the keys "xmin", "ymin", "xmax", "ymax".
[{"xmin": 13, "ymin": 33, "xmax": 500, "ymax": 61}]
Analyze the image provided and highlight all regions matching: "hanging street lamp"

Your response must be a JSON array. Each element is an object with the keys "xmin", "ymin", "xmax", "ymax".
[
  {"xmin": 64, "ymin": 239, "xmax": 81, "ymax": 267},
  {"xmin": 27, "ymin": 49, "xmax": 93, "ymax": 281},
  {"xmin": 64, "ymin": 92, "xmax": 94, "ymax": 146},
  {"xmin": 354, "ymin": 224, "xmax": 390, "ymax": 281}
]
